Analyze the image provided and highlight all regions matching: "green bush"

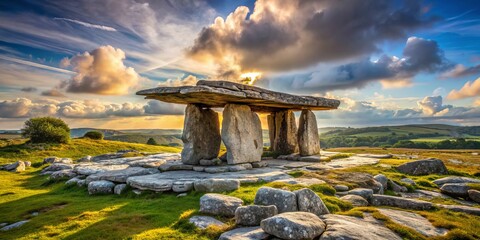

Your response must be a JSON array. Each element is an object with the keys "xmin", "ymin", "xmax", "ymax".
[
  {"xmin": 83, "ymin": 131, "xmax": 103, "ymax": 140},
  {"xmin": 146, "ymin": 138, "xmax": 158, "ymax": 145},
  {"xmin": 21, "ymin": 117, "xmax": 70, "ymax": 144}
]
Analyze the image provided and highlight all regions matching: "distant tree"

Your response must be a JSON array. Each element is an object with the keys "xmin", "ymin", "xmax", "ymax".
[
  {"xmin": 22, "ymin": 117, "xmax": 70, "ymax": 144},
  {"xmin": 147, "ymin": 138, "xmax": 158, "ymax": 145},
  {"xmin": 84, "ymin": 131, "xmax": 103, "ymax": 140}
]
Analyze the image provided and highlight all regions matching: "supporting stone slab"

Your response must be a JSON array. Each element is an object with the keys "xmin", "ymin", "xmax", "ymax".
[
  {"xmin": 270, "ymin": 110, "xmax": 298, "ymax": 155},
  {"xmin": 222, "ymin": 104, "xmax": 263, "ymax": 164},
  {"xmin": 181, "ymin": 104, "xmax": 221, "ymax": 165},
  {"xmin": 298, "ymin": 110, "xmax": 320, "ymax": 156}
]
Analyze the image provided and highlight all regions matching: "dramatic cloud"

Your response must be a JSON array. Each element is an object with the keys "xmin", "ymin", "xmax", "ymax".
[
  {"xmin": 20, "ymin": 87, "xmax": 37, "ymax": 92},
  {"xmin": 291, "ymin": 37, "xmax": 450, "ymax": 92},
  {"xmin": 188, "ymin": 0, "xmax": 435, "ymax": 78},
  {"xmin": 441, "ymin": 64, "xmax": 480, "ymax": 78},
  {"xmin": 41, "ymin": 89, "xmax": 66, "ymax": 97},
  {"xmin": 447, "ymin": 77, "xmax": 480, "ymax": 100},
  {"xmin": 143, "ymin": 101, "xmax": 184, "ymax": 115},
  {"xmin": 53, "ymin": 17, "xmax": 117, "ymax": 32},
  {"xmin": 158, "ymin": 75, "xmax": 198, "ymax": 87},
  {"xmin": 60, "ymin": 45, "xmax": 140, "ymax": 95},
  {"xmin": 417, "ymin": 96, "xmax": 451, "ymax": 116},
  {"xmin": 0, "ymin": 98, "xmax": 57, "ymax": 118}
]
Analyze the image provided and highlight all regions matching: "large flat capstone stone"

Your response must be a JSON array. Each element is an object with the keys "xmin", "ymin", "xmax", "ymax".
[{"xmin": 136, "ymin": 80, "xmax": 340, "ymax": 113}]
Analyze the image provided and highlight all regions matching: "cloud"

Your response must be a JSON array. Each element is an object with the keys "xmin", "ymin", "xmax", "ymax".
[
  {"xmin": 0, "ymin": 98, "xmax": 57, "ymax": 118},
  {"xmin": 440, "ymin": 64, "xmax": 480, "ymax": 78},
  {"xmin": 158, "ymin": 75, "xmax": 198, "ymax": 87},
  {"xmin": 41, "ymin": 89, "xmax": 66, "ymax": 97},
  {"xmin": 188, "ymin": 0, "xmax": 436, "ymax": 78},
  {"xmin": 60, "ymin": 45, "xmax": 140, "ymax": 95},
  {"xmin": 290, "ymin": 37, "xmax": 450, "ymax": 92},
  {"xmin": 53, "ymin": 17, "xmax": 117, "ymax": 31},
  {"xmin": 143, "ymin": 101, "xmax": 184, "ymax": 115},
  {"xmin": 20, "ymin": 87, "xmax": 37, "ymax": 92},
  {"xmin": 447, "ymin": 77, "xmax": 480, "ymax": 100},
  {"xmin": 475, "ymin": 98, "xmax": 480, "ymax": 107},
  {"xmin": 417, "ymin": 96, "xmax": 451, "ymax": 116}
]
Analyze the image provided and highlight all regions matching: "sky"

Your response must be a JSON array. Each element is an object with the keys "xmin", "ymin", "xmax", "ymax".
[{"xmin": 1, "ymin": 0, "xmax": 480, "ymax": 130}]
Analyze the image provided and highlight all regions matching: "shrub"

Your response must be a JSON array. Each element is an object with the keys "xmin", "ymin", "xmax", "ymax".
[
  {"xmin": 22, "ymin": 117, "xmax": 70, "ymax": 144},
  {"xmin": 146, "ymin": 138, "xmax": 158, "ymax": 145},
  {"xmin": 83, "ymin": 131, "xmax": 103, "ymax": 140}
]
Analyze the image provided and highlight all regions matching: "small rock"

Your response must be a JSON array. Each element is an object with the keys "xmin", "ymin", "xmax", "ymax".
[
  {"xmin": 371, "ymin": 194, "xmax": 433, "ymax": 210},
  {"xmin": 400, "ymin": 178, "xmax": 416, "ymax": 186},
  {"xmin": 389, "ymin": 180, "xmax": 408, "ymax": 192},
  {"xmin": 294, "ymin": 188, "xmax": 329, "ymax": 216},
  {"xmin": 189, "ymin": 216, "xmax": 227, "ymax": 230},
  {"xmin": 334, "ymin": 185, "xmax": 349, "ymax": 192},
  {"xmin": 4, "ymin": 161, "xmax": 25, "ymax": 172},
  {"xmin": 77, "ymin": 179, "xmax": 86, "ymax": 187},
  {"xmin": 440, "ymin": 183, "xmax": 470, "ymax": 198},
  {"xmin": 24, "ymin": 161, "xmax": 31, "ymax": 168},
  {"xmin": 50, "ymin": 169, "xmax": 77, "ymax": 180},
  {"xmin": 340, "ymin": 195, "xmax": 369, "ymax": 207},
  {"xmin": 235, "ymin": 205, "xmax": 278, "ymax": 226},
  {"xmin": 373, "ymin": 174, "xmax": 388, "ymax": 189},
  {"xmin": 177, "ymin": 193, "xmax": 187, "ymax": 197},
  {"xmin": 252, "ymin": 161, "xmax": 268, "ymax": 168},
  {"xmin": 114, "ymin": 184, "xmax": 127, "ymax": 195},
  {"xmin": 261, "ymin": 212, "xmax": 326, "ymax": 240},
  {"xmin": 42, "ymin": 163, "xmax": 73, "ymax": 172},
  {"xmin": 88, "ymin": 180, "xmax": 115, "ymax": 195},
  {"xmin": 31, "ymin": 212, "xmax": 39, "ymax": 216},
  {"xmin": 77, "ymin": 155, "xmax": 92, "ymax": 162},
  {"xmin": 0, "ymin": 220, "xmax": 29, "ymax": 231},
  {"xmin": 373, "ymin": 180, "xmax": 384, "ymax": 194},
  {"xmin": 468, "ymin": 189, "xmax": 480, "ymax": 203},
  {"xmin": 199, "ymin": 193, "xmax": 243, "ymax": 217},
  {"xmin": 396, "ymin": 158, "xmax": 448, "ymax": 176},
  {"xmin": 194, "ymin": 179, "xmax": 240, "ymax": 192},
  {"xmin": 65, "ymin": 177, "xmax": 81, "ymax": 185},
  {"xmin": 172, "ymin": 181, "xmax": 193, "ymax": 192},
  {"xmin": 433, "ymin": 176, "xmax": 480, "ymax": 186},
  {"xmin": 204, "ymin": 166, "xmax": 229, "ymax": 173},
  {"xmin": 254, "ymin": 187, "xmax": 297, "ymax": 213},
  {"xmin": 347, "ymin": 188, "xmax": 373, "ymax": 201},
  {"xmin": 199, "ymin": 158, "xmax": 222, "ymax": 166},
  {"xmin": 219, "ymin": 226, "xmax": 270, "ymax": 240},
  {"xmin": 192, "ymin": 166, "xmax": 205, "ymax": 172},
  {"xmin": 132, "ymin": 189, "xmax": 142, "ymax": 195},
  {"xmin": 44, "ymin": 157, "xmax": 72, "ymax": 164}
]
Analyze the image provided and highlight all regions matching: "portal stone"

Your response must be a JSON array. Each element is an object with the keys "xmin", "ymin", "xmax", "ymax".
[
  {"xmin": 222, "ymin": 104, "xmax": 263, "ymax": 164},
  {"xmin": 181, "ymin": 104, "xmax": 221, "ymax": 165},
  {"xmin": 271, "ymin": 110, "xmax": 298, "ymax": 155},
  {"xmin": 297, "ymin": 110, "xmax": 320, "ymax": 156}
]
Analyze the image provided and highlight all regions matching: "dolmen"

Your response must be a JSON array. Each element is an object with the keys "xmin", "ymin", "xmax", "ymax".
[{"xmin": 137, "ymin": 80, "xmax": 340, "ymax": 166}]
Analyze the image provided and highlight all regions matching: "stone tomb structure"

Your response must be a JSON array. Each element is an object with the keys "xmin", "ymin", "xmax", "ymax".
[{"xmin": 137, "ymin": 80, "xmax": 340, "ymax": 165}]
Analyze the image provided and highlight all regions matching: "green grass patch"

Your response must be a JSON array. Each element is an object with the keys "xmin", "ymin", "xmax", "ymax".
[{"xmin": 327, "ymin": 153, "xmax": 353, "ymax": 160}]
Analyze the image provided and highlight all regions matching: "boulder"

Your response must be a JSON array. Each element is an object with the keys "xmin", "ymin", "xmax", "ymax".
[
  {"xmin": 334, "ymin": 185, "xmax": 349, "ymax": 192},
  {"xmin": 297, "ymin": 110, "xmax": 320, "ymax": 156},
  {"xmin": 114, "ymin": 184, "xmax": 127, "ymax": 195},
  {"xmin": 189, "ymin": 216, "xmax": 227, "ymax": 230},
  {"xmin": 378, "ymin": 209, "xmax": 447, "ymax": 237},
  {"xmin": 127, "ymin": 177, "xmax": 173, "ymax": 192},
  {"xmin": 88, "ymin": 180, "xmax": 115, "ymax": 195},
  {"xmin": 42, "ymin": 163, "xmax": 73, "ymax": 172},
  {"xmin": 293, "ymin": 188, "xmax": 329, "ymax": 216},
  {"xmin": 396, "ymin": 158, "xmax": 448, "ymax": 175},
  {"xmin": 270, "ymin": 110, "xmax": 299, "ymax": 155},
  {"xmin": 43, "ymin": 157, "xmax": 72, "ymax": 164},
  {"xmin": 440, "ymin": 183, "xmax": 470, "ymax": 198},
  {"xmin": 400, "ymin": 178, "xmax": 416, "ymax": 186},
  {"xmin": 194, "ymin": 179, "xmax": 240, "ymax": 192},
  {"xmin": 172, "ymin": 181, "xmax": 193, "ymax": 193},
  {"xmin": 65, "ymin": 177, "xmax": 82, "ymax": 185},
  {"xmin": 254, "ymin": 187, "xmax": 298, "ymax": 213},
  {"xmin": 181, "ymin": 104, "xmax": 221, "ymax": 165},
  {"xmin": 50, "ymin": 169, "xmax": 77, "ymax": 180},
  {"xmin": 389, "ymin": 180, "xmax": 408, "ymax": 192},
  {"xmin": 260, "ymin": 212, "xmax": 326, "ymax": 240},
  {"xmin": 433, "ymin": 176, "xmax": 480, "ymax": 186},
  {"xmin": 86, "ymin": 167, "xmax": 159, "ymax": 183},
  {"xmin": 371, "ymin": 194, "xmax": 433, "ymax": 210},
  {"xmin": 0, "ymin": 220, "xmax": 29, "ymax": 231},
  {"xmin": 77, "ymin": 179, "xmax": 86, "ymax": 187},
  {"xmin": 374, "ymin": 174, "xmax": 388, "ymax": 189},
  {"xmin": 222, "ymin": 104, "xmax": 263, "ymax": 164},
  {"xmin": 319, "ymin": 214, "xmax": 401, "ymax": 240},
  {"xmin": 235, "ymin": 205, "xmax": 278, "ymax": 226},
  {"xmin": 219, "ymin": 226, "xmax": 270, "ymax": 240},
  {"xmin": 340, "ymin": 195, "xmax": 368, "ymax": 207},
  {"xmin": 347, "ymin": 188, "xmax": 374, "ymax": 201},
  {"xmin": 468, "ymin": 189, "xmax": 480, "ymax": 203},
  {"xmin": 199, "ymin": 194, "xmax": 243, "ymax": 217}
]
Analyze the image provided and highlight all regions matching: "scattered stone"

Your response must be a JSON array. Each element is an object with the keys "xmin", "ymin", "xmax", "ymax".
[
  {"xmin": 50, "ymin": 169, "xmax": 77, "ymax": 180},
  {"xmin": 127, "ymin": 158, "xmax": 167, "ymax": 168},
  {"xmin": 0, "ymin": 220, "xmax": 29, "ymax": 231},
  {"xmin": 433, "ymin": 176, "xmax": 480, "ymax": 186},
  {"xmin": 334, "ymin": 185, "xmax": 349, "ymax": 192},
  {"xmin": 4, "ymin": 161, "xmax": 25, "ymax": 172},
  {"xmin": 193, "ymin": 166, "xmax": 205, "ymax": 172},
  {"xmin": 204, "ymin": 166, "xmax": 229, "ymax": 173},
  {"xmin": 347, "ymin": 188, "xmax": 374, "ymax": 201},
  {"xmin": 199, "ymin": 193, "xmax": 243, "ymax": 217},
  {"xmin": 194, "ymin": 179, "xmax": 240, "ymax": 192},
  {"xmin": 294, "ymin": 188, "xmax": 329, "ymax": 216},
  {"xmin": 437, "ymin": 204, "xmax": 480, "ymax": 216},
  {"xmin": 389, "ymin": 180, "xmax": 408, "ymax": 192},
  {"xmin": 372, "ymin": 180, "xmax": 384, "ymax": 194},
  {"xmin": 374, "ymin": 174, "xmax": 388, "ymax": 189},
  {"xmin": 400, "ymin": 178, "xmax": 416, "ymax": 186},
  {"xmin": 189, "ymin": 216, "xmax": 227, "ymax": 230},
  {"xmin": 65, "ymin": 177, "xmax": 81, "ymax": 185},
  {"xmin": 261, "ymin": 212, "xmax": 325, "ymax": 240},
  {"xmin": 158, "ymin": 161, "xmax": 194, "ymax": 171},
  {"xmin": 251, "ymin": 161, "xmax": 268, "ymax": 168},
  {"xmin": 273, "ymin": 178, "xmax": 325, "ymax": 186},
  {"xmin": 371, "ymin": 194, "xmax": 433, "ymax": 210},
  {"xmin": 91, "ymin": 153, "xmax": 126, "ymax": 162},
  {"xmin": 31, "ymin": 212, "xmax": 39, "ymax": 216},
  {"xmin": 127, "ymin": 176, "xmax": 173, "ymax": 192},
  {"xmin": 199, "ymin": 158, "xmax": 222, "ymax": 166},
  {"xmin": 24, "ymin": 161, "xmax": 31, "ymax": 168},
  {"xmin": 42, "ymin": 163, "xmax": 73, "ymax": 172},
  {"xmin": 77, "ymin": 179, "xmax": 86, "ymax": 187},
  {"xmin": 378, "ymin": 209, "xmax": 447, "ymax": 237},
  {"xmin": 74, "ymin": 164, "xmax": 129, "ymax": 175},
  {"xmin": 440, "ymin": 183, "xmax": 470, "ymax": 198},
  {"xmin": 254, "ymin": 187, "xmax": 297, "ymax": 213},
  {"xmin": 218, "ymin": 226, "xmax": 270, "ymax": 240},
  {"xmin": 88, "ymin": 180, "xmax": 115, "ymax": 195},
  {"xmin": 340, "ymin": 195, "xmax": 369, "ymax": 207},
  {"xmin": 396, "ymin": 158, "xmax": 448, "ymax": 175},
  {"xmin": 43, "ymin": 157, "xmax": 72, "ymax": 164},
  {"xmin": 297, "ymin": 110, "xmax": 321, "ymax": 156},
  {"xmin": 181, "ymin": 104, "xmax": 221, "ymax": 165},
  {"xmin": 172, "ymin": 181, "xmax": 193, "ymax": 192},
  {"xmin": 235, "ymin": 205, "xmax": 278, "ymax": 226},
  {"xmin": 176, "ymin": 193, "xmax": 187, "ymax": 197},
  {"xmin": 114, "ymin": 184, "xmax": 127, "ymax": 195},
  {"xmin": 468, "ymin": 189, "xmax": 480, "ymax": 203},
  {"xmin": 77, "ymin": 155, "xmax": 92, "ymax": 162},
  {"xmin": 86, "ymin": 167, "xmax": 159, "ymax": 183},
  {"xmin": 320, "ymin": 214, "xmax": 401, "ymax": 240}
]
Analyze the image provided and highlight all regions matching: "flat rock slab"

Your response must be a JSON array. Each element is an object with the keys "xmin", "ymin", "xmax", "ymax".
[
  {"xmin": 86, "ymin": 167, "xmax": 159, "ymax": 183},
  {"xmin": 433, "ymin": 176, "xmax": 480, "ymax": 186},
  {"xmin": 74, "ymin": 164, "xmax": 130, "ymax": 175},
  {"xmin": 137, "ymin": 80, "xmax": 340, "ymax": 112},
  {"xmin": 189, "ymin": 216, "xmax": 227, "ymax": 230},
  {"xmin": 319, "ymin": 214, "xmax": 401, "ymax": 240},
  {"xmin": 378, "ymin": 209, "xmax": 447, "ymax": 237},
  {"xmin": 437, "ymin": 204, "xmax": 480, "ymax": 216},
  {"xmin": 371, "ymin": 194, "xmax": 433, "ymax": 210},
  {"xmin": 272, "ymin": 178, "xmax": 326, "ymax": 186},
  {"xmin": 218, "ymin": 226, "xmax": 270, "ymax": 240}
]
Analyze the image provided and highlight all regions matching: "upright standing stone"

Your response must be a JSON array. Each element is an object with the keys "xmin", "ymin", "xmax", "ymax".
[
  {"xmin": 297, "ymin": 110, "xmax": 320, "ymax": 156},
  {"xmin": 267, "ymin": 114, "xmax": 276, "ymax": 151},
  {"xmin": 272, "ymin": 110, "xmax": 298, "ymax": 155},
  {"xmin": 181, "ymin": 104, "xmax": 221, "ymax": 165},
  {"xmin": 222, "ymin": 104, "xmax": 263, "ymax": 164}
]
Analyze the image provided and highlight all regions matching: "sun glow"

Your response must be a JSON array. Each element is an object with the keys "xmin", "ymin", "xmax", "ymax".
[{"xmin": 240, "ymin": 72, "xmax": 262, "ymax": 85}]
